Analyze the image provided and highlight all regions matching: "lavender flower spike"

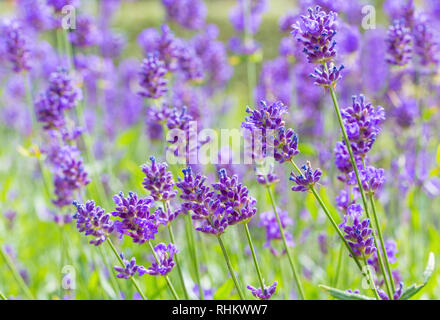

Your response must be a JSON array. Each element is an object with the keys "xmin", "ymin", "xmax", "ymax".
[
  {"xmin": 310, "ymin": 62, "xmax": 344, "ymax": 89},
  {"xmin": 72, "ymin": 200, "xmax": 114, "ymax": 246},
  {"xmin": 386, "ymin": 19, "xmax": 412, "ymax": 66},
  {"xmin": 146, "ymin": 243, "xmax": 177, "ymax": 276},
  {"xmin": 247, "ymin": 281, "xmax": 277, "ymax": 300},
  {"xmin": 1, "ymin": 19, "xmax": 31, "ymax": 73},
  {"xmin": 114, "ymin": 253, "xmax": 147, "ymax": 279},
  {"xmin": 138, "ymin": 54, "xmax": 168, "ymax": 99},
  {"xmin": 141, "ymin": 156, "xmax": 177, "ymax": 201},
  {"xmin": 291, "ymin": 6, "xmax": 338, "ymax": 64},
  {"xmin": 290, "ymin": 161, "xmax": 322, "ymax": 192}
]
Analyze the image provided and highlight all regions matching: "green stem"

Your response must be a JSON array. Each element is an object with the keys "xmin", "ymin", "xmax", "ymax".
[
  {"xmin": 217, "ymin": 235, "xmax": 245, "ymax": 300},
  {"xmin": 332, "ymin": 242, "xmax": 344, "ymax": 288},
  {"xmin": 243, "ymin": 223, "xmax": 265, "ymax": 290},
  {"xmin": 266, "ymin": 186, "xmax": 305, "ymax": 300},
  {"xmin": 369, "ymin": 192, "xmax": 396, "ymax": 293},
  {"xmin": 163, "ymin": 201, "xmax": 189, "ymax": 300},
  {"xmin": 0, "ymin": 246, "xmax": 34, "ymax": 300},
  {"xmin": 325, "ymin": 68, "xmax": 393, "ymax": 298},
  {"xmin": 290, "ymin": 159, "xmax": 364, "ymax": 273},
  {"xmin": 107, "ymin": 238, "xmax": 147, "ymax": 300},
  {"xmin": 184, "ymin": 214, "xmax": 204, "ymax": 300},
  {"xmin": 147, "ymin": 241, "xmax": 179, "ymax": 300},
  {"xmin": 0, "ymin": 291, "xmax": 6, "ymax": 300},
  {"xmin": 363, "ymin": 255, "xmax": 380, "ymax": 300}
]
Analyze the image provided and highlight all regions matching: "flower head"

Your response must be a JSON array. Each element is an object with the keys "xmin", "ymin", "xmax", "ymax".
[
  {"xmin": 291, "ymin": 6, "xmax": 338, "ymax": 64},
  {"xmin": 348, "ymin": 166, "xmax": 386, "ymax": 194},
  {"xmin": 68, "ymin": 15, "xmax": 100, "ymax": 48},
  {"xmin": 111, "ymin": 192, "xmax": 158, "ymax": 244},
  {"xmin": 386, "ymin": 19, "xmax": 412, "ymax": 66},
  {"xmin": 72, "ymin": 200, "xmax": 114, "ymax": 246},
  {"xmin": 1, "ymin": 19, "xmax": 31, "ymax": 73},
  {"xmin": 138, "ymin": 54, "xmax": 168, "ymax": 99},
  {"xmin": 339, "ymin": 204, "xmax": 376, "ymax": 258},
  {"xmin": 114, "ymin": 254, "xmax": 147, "ymax": 279},
  {"xmin": 247, "ymin": 281, "xmax": 277, "ymax": 300},
  {"xmin": 310, "ymin": 62, "xmax": 344, "ymax": 89},
  {"xmin": 141, "ymin": 156, "xmax": 177, "ymax": 201},
  {"xmin": 290, "ymin": 161, "xmax": 322, "ymax": 192},
  {"xmin": 259, "ymin": 208, "xmax": 294, "ymax": 255},
  {"xmin": 146, "ymin": 243, "xmax": 177, "ymax": 276},
  {"xmin": 162, "ymin": 0, "xmax": 207, "ymax": 30},
  {"xmin": 341, "ymin": 95, "xmax": 385, "ymax": 158}
]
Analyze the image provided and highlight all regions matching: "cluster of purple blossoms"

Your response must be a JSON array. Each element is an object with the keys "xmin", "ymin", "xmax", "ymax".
[
  {"xmin": 242, "ymin": 100, "xmax": 299, "ymax": 164},
  {"xmin": 141, "ymin": 156, "xmax": 178, "ymax": 201},
  {"xmin": 386, "ymin": 19, "xmax": 413, "ymax": 66},
  {"xmin": 114, "ymin": 254, "xmax": 147, "ymax": 279},
  {"xmin": 35, "ymin": 68, "xmax": 81, "ymax": 130},
  {"xmin": 52, "ymin": 147, "xmax": 90, "ymax": 207},
  {"xmin": 212, "ymin": 169, "xmax": 257, "ymax": 225},
  {"xmin": 340, "ymin": 95, "xmax": 386, "ymax": 158},
  {"xmin": 378, "ymin": 282, "xmax": 404, "ymax": 300},
  {"xmin": 68, "ymin": 15, "xmax": 101, "ymax": 48},
  {"xmin": 162, "ymin": 0, "xmax": 207, "ymax": 30},
  {"xmin": 176, "ymin": 43, "xmax": 204, "ymax": 82},
  {"xmin": 310, "ymin": 62, "xmax": 344, "ymax": 89},
  {"xmin": 339, "ymin": 204, "xmax": 376, "ymax": 258},
  {"xmin": 176, "ymin": 167, "xmax": 257, "ymax": 235},
  {"xmin": 137, "ymin": 24, "xmax": 181, "ymax": 71},
  {"xmin": 247, "ymin": 281, "xmax": 277, "ymax": 300},
  {"xmin": 72, "ymin": 200, "xmax": 115, "ymax": 246},
  {"xmin": 259, "ymin": 208, "xmax": 294, "ymax": 256},
  {"xmin": 412, "ymin": 18, "xmax": 439, "ymax": 66},
  {"xmin": 111, "ymin": 192, "xmax": 158, "ymax": 244},
  {"xmin": 146, "ymin": 243, "xmax": 177, "ymax": 276},
  {"xmin": 347, "ymin": 166, "xmax": 386, "ymax": 195},
  {"xmin": 138, "ymin": 54, "xmax": 168, "ymax": 99},
  {"xmin": 290, "ymin": 162, "xmax": 322, "ymax": 192},
  {"xmin": 18, "ymin": 0, "xmax": 54, "ymax": 31},
  {"xmin": 256, "ymin": 166, "xmax": 279, "ymax": 186},
  {"xmin": 291, "ymin": 6, "xmax": 338, "ymax": 64},
  {"xmin": 1, "ymin": 19, "xmax": 31, "ymax": 73},
  {"xmin": 335, "ymin": 189, "xmax": 354, "ymax": 213},
  {"xmin": 191, "ymin": 25, "xmax": 233, "ymax": 94}
]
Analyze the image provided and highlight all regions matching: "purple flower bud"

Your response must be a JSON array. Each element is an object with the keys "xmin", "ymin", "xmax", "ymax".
[
  {"xmin": 247, "ymin": 281, "xmax": 277, "ymax": 300},
  {"xmin": 114, "ymin": 253, "xmax": 147, "ymax": 279},
  {"xmin": 146, "ymin": 243, "xmax": 177, "ymax": 276},
  {"xmin": 138, "ymin": 54, "xmax": 168, "ymax": 99},
  {"xmin": 290, "ymin": 161, "xmax": 322, "ymax": 192},
  {"xmin": 386, "ymin": 19, "xmax": 412, "ymax": 66}
]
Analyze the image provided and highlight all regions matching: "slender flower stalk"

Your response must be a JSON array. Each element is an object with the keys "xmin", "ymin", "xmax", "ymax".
[
  {"xmin": 324, "ymin": 64, "xmax": 393, "ymax": 298},
  {"xmin": 216, "ymin": 234, "xmax": 245, "ymax": 300},
  {"xmin": 147, "ymin": 240, "xmax": 179, "ymax": 300},
  {"xmin": 0, "ymin": 245, "xmax": 35, "ymax": 300},
  {"xmin": 0, "ymin": 290, "xmax": 6, "ymax": 300},
  {"xmin": 184, "ymin": 214, "xmax": 204, "ymax": 300},
  {"xmin": 107, "ymin": 238, "xmax": 147, "ymax": 300},
  {"xmin": 243, "ymin": 223, "xmax": 265, "ymax": 290},
  {"xmin": 162, "ymin": 200, "xmax": 189, "ymax": 300},
  {"xmin": 289, "ymin": 159, "xmax": 363, "ymax": 272},
  {"xmin": 369, "ymin": 191, "xmax": 396, "ymax": 293},
  {"xmin": 363, "ymin": 255, "xmax": 380, "ymax": 300},
  {"xmin": 266, "ymin": 186, "xmax": 305, "ymax": 300}
]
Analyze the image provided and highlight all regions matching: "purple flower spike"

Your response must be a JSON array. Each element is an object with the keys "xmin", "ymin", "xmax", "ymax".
[
  {"xmin": 247, "ymin": 281, "xmax": 277, "ymax": 300},
  {"xmin": 291, "ymin": 6, "xmax": 338, "ymax": 64},
  {"xmin": 67, "ymin": 15, "xmax": 100, "ymax": 48},
  {"xmin": 259, "ymin": 208, "xmax": 294, "ymax": 256},
  {"xmin": 72, "ymin": 200, "xmax": 114, "ymax": 246},
  {"xmin": 348, "ymin": 166, "xmax": 386, "ymax": 194},
  {"xmin": 212, "ymin": 169, "xmax": 257, "ymax": 225},
  {"xmin": 341, "ymin": 95, "xmax": 385, "ymax": 158},
  {"xmin": 146, "ymin": 243, "xmax": 177, "ymax": 276},
  {"xmin": 386, "ymin": 19, "xmax": 412, "ymax": 66},
  {"xmin": 310, "ymin": 62, "xmax": 344, "ymax": 89},
  {"xmin": 141, "ymin": 156, "xmax": 177, "ymax": 201},
  {"xmin": 290, "ymin": 161, "xmax": 322, "ymax": 192},
  {"xmin": 138, "ymin": 54, "xmax": 168, "ymax": 99},
  {"xmin": 162, "ymin": 0, "xmax": 207, "ymax": 30},
  {"xmin": 1, "ymin": 19, "xmax": 31, "ymax": 73},
  {"xmin": 339, "ymin": 204, "xmax": 376, "ymax": 258},
  {"xmin": 114, "ymin": 254, "xmax": 147, "ymax": 279},
  {"xmin": 111, "ymin": 192, "xmax": 158, "ymax": 245}
]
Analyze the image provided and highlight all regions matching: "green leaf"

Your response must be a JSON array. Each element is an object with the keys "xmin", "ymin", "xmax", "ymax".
[
  {"xmin": 400, "ymin": 252, "xmax": 435, "ymax": 300},
  {"xmin": 214, "ymin": 278, "xmax": 235, "ymax": 300},
  {"xmin": 318, "ymin": 285, "xmax": 375, "ymax": 300}
]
